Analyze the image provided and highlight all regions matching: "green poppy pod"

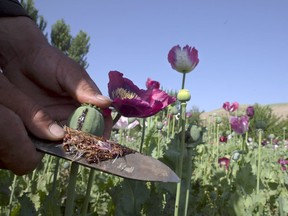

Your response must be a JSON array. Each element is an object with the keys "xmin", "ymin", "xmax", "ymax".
[
  {"xmin": 255, "ymin": 120, "xmax": 267, "ymax": 130},
  {"xmin": 231, "ymin": 150, "xmax": 242, "ymax": 161},
  {"xmin": 171, "ymin": 106, "xmax": 179, "ymax": 115},
  {"xmin": 156, "ymin": 122, "xmax": 164, "ymax": 130},
  {"xmin": 190, "ymin": 125, "xmax": 201, "ymax": 142},
  {"xmin": 216, "ymin": 116, "xmax": 222, "ymax": 124},
  {"xmin": 68, "ymin": 104, "xmax": 105, "ymax": 136},
  {"xmin": 177, "ymin": 89, "xmax": 191, "ymax": 102}
]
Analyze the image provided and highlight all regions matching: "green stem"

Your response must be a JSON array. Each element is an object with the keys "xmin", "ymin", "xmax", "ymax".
[
  {"xmin": 216, "ymin": 124, "xmax": 219, "ymax": 165},
  {"xmin": 181, "ymin": 72, "xmax": 186, "ymax": 89},
  {"xmin": 119, "ymin": 129, "xmax": 123, "ymax": 144},
  {"xmin": 184, "ymin": 146, "xmax": 193, "ymax": 216},
  {"xmin": 65, "ymin": 162, "xmax": 79, "ymax": 216},
  {"xmin": 256, "ymin": 130, "xmax": 262, "ymax": 216},
  {"xmin": 171, "ymin": 115, "xmax": 176, "ymax": 139},
  {"xmin": 52, "ymin": 158, "xmax": 60, "ymax": 195},
  {"xmin": 139, "ymin": 118, "xmax": 146, "ymax": 153},
  {"xmin": 245, "ymin": 131, "xmax": 248, "ymax": 152},
  {"xmin": 44, "ymin": 155, "xmax": 52, "ymax": 174},
  {"xmin": 174, "ymin": 102, "xmax": 187, "ymax": 216},
  {"xmin": 8, "ymin": 174, "xmax": 17, "ymax": 215},
  {"xmin": 213, "ymin": 116, "xmax": 217, "ymax": 144},
  {"xmin": 157, "ymin": 129, "xmax": 161, "ymax": 158},
  {"xmin": 227, "ymin": 112, "xmax": 231, "ymax": 134},
  {"xmin": 166, "ymin": 109, "xmax": 171, "ymax": 141},
  {"xmin": 112, "ymin": 113, "xmax": 122, "ymax": 125},
  {"xmin": 81, "ymin": 169, "xmax": 95, "ymax": 216}
]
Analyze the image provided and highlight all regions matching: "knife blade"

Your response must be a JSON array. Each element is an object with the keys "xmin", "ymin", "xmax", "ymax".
[{"xmin": 31, "ymin": 133, "xmax": 179, "ymax": 183}]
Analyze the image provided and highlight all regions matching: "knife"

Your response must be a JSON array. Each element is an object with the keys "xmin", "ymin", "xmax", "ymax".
[{"xmin": 31, "ymin": 128, "xmax": 179, "ymax": 183}]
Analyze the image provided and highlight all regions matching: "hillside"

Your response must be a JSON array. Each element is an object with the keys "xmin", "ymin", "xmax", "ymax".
[{"xmin": 200, "ymin": 103, "xmax": 288, "ymax": 120}]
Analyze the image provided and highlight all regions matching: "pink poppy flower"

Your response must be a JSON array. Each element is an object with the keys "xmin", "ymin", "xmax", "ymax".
[
  {"xmin": 218, "ymin": 157, "xmax": 230, "ymax": 170},
  {"xmin": 278, "ymin": 158, "xmax": 288, "ymax": 165},
  {"xmin": 246, "ymin": 106, "xmax": 255, "ymax": 118},
  {"xmin": 168, "ymin": 45, "xmax": 199, "ymax": 73},
  {"xmin": 108, "ymin": 71, "xmax": 176, "ymax": 118},
  {"xmin": 113, "ymin": 116, "xmax": 139, "ymax": 130},
  {"xmin": 219, "ymin": 136, "xmax": 228, "ymax": 143},
  {"xmin": 230, "ymin": 115, "xmax": 249, "ymax": 135},
  {"xmin": 146, "ymin": 78, "xmax": 160, "ymax": 89},
  {"xmin": 223, "ymin": 102, "xmax": 239, "ymax": 112}
]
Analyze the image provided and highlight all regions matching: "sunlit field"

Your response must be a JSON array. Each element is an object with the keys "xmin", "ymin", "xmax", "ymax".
[{"xmin": 1, "ymin": 45, "xmax": 288, "ymax": 216}]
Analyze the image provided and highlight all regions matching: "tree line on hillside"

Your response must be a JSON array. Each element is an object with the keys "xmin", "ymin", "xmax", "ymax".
[{"xmin": 20, "ymin": 0, "xmax": 90, "ymax": 69}]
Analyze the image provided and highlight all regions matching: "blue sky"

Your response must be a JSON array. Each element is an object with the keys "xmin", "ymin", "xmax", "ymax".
[{"xmin": 35, "ymin": 0, "xmax": 288, "ymax": 112}]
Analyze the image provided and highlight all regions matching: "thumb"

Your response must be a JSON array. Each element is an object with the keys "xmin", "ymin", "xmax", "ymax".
[{"xmin": 0, "ymin": 74, "xmax": 64, "ymax": 140}]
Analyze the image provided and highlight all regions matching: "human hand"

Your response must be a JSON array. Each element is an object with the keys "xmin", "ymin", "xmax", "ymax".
[{"xmin": 0, "ymin": 17, "xmax": 112, "ymax": 175}]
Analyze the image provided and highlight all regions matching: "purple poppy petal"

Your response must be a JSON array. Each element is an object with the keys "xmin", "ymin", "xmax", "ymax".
[
  {"xmin": 278, "ymin": 158, "xmax": 288, "ymax": 165},
  {"xmin": 219, "ymin": 136, "xmax": 228, "ymax": 143},
  {"xmin": 230, "ymin": 116, "xmax": 249, "ymax": 134},
  {"xmin": 223, "ymin": 102, "xmax": 230, "ymax": 111},
  {"xmin": 108, "ymin": 71, "xmax": 176, "ymax": 118},
  {"xmin": 218, "ymin": 157, "xmax": 230, "ymax": 170},
  {"xmin": 230, "ymin": 102, "xmax": 239, "ymax": 112},
  {"xmin": 246, "ymin": 106, "xmax": 255, "ymax": 118},
  {"xmin": 168, "ymin": 45, "xmax": 199, "ymax": 73},
  {"xmin": 146, "ymin": 78, "xmax": 160, "ymax": 89},
  {"xmin": 108, "ymin": 71, "xmax": 141, "ymax": 99}
]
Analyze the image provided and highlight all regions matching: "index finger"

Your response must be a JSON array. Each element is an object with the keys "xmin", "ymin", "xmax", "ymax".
[{"xmin": 27, "ymin": 45, "xmax": 112, "ymax": 108}]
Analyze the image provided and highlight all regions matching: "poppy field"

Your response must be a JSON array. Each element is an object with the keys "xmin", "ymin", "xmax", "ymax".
[{"xmin": 1, "ymin": 45, "xmax": 288, "ymax": 216}]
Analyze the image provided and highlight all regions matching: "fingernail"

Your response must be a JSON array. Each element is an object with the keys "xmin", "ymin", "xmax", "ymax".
[
  {"xmin": 95, "ymin": 94, "xmax": 112, "ymax": 102},
  {"xmin": 49, "ymin": 123, "xmax": 64, "ymax": 138}
]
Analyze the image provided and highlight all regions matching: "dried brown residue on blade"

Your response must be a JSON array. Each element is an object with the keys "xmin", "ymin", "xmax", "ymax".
[{"xmin": 63, "ymin": 126, "xmax": 136, "ymax": 164}]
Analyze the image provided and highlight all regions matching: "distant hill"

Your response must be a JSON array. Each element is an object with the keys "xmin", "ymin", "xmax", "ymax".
[{"xmin": 200, "ymin": 103, "xmax": 288, "ymax": 120}]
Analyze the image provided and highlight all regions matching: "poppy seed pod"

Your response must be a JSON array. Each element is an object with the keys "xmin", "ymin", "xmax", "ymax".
[
  {"xmin": 157, "ymin": 122, "xmax": 164, "ymax": 130},
  {"xmin": 68, "ymin": 104, "xmax": 105, "ymax": 136},
  {"xmin": 171, "ymin": 106, "xmax": 179, "ymax": 115},
  {"xmin": 255, "ymin": 120, "xmax": 267, "ymax": 130},
  {"xmin": 231, "ymin": 150, "xmax": 243, "ymax": 161},
  {"xmin": 190, "ymin": 125, "xmax": 201, "ymax": 142},
  {"xmin": 216, "ymin": 116, "xmax": 222, "ymax": 124},
  {"xmin": 177, "ymin": 89, "xmax": 191, "ymax": 102}
]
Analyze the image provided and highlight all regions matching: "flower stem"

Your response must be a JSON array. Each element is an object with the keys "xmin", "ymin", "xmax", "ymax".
[
  {"xmin": 166, "ymin": 109, "xmax": 171, "ymax": 140},
  {"xmin": 174, "ymin": 102, "xmax": 187, "ymax": 216},
  {"xmin": 51, "ymin": 158, "xmax": 60, "ymax": 195},
  {"xmin": 181, "ymin": 73, "xmax": 186, "ymax": 89},
  {"xmin": 256, "ymin": 130, "xmax": 262, "ymax": 216},
  {"xmin": 64, "ymin": 162, "xmax": 79, "ymax": 216},
  {"xmin": 139, "ymin": 118, "xmax": 146, "ymax": 153},
  {"xmin": 171, "ymin": 115, "xmax": 176, "ymax": 139},
  {"xmin": 157, "ymin": 129, "xmax": 161, "ymax": 158},
  {"xmin": 216, "ymin": 124, "xmax": 219, "ymax": 166},
  {"xmin": 112, "ymin": 113, "xmax": 122, "ymax": 125},
  {"xmin": 81, "ymin": 169, "xmax": 95, "ymax": 216},
  {"xmin": 8, "ymin": 174, "xmax": 17, "ymax": 215},
  {"xmin": 184, "ymin": 145, "xmax": 193, "ymax": 216}
]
